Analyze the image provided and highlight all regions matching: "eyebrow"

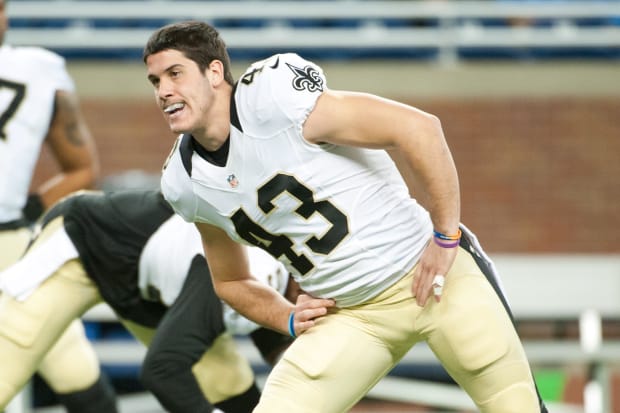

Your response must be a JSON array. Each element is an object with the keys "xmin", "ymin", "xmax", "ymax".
[{"xmin": 147, "ymin": 63, "xmax": 184, "ymax": 82}]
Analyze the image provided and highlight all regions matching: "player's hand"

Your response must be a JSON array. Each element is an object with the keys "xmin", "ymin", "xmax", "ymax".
[
  {"xmin": 289, "ymin": 293, "xmax": 336, "ymax": 337},
  {"xmin": 411, "ymin": 241, "xmax": 458, "ymax": 306}
]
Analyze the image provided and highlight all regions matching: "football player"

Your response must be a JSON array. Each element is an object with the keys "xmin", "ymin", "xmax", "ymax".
[
  {"xmin": 0, "ymin": 1, "xmax": 111, "ymax": 411},
  {"xmin": 146, "ymin": 21, "xmax": 549, "ymax": 413},
  {"xmin": 0, "ymin": 189, "xmax": 295, "ymax": 413}
]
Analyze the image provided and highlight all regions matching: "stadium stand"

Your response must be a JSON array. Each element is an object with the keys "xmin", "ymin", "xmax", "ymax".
[{"xmin": 4, "ymin": 0, "xmax": 620, "ymax": 62}]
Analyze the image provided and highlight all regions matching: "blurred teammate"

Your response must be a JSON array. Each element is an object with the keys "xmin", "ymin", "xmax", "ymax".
[
  {"xmin": 0, "ymin": 189, "xmax": 295, "ymax": 413},
  {"xmin": 0, "ymin": 1, "xmax": 113, "ymax": 411},
  {"xmin": 146, "ymin": 21, "xmax": 549, "ymax": 412},
  {"xmin": 0, "ymin": 0, "xmax": 99, "ymax": 265}
]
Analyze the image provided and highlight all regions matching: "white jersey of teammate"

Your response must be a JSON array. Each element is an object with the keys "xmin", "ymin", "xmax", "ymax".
[
  {"xmin": 162, "ymin": 53, "xmax": 433, "ymax": 307},
  {"xmin": 0, "ymin": 45, "xmax": 74, "ymax": 222},
  {"xmin": 1, "ymin": 211, "xmax": 289, "ymax": 334},
  {"xmin": 138, "ymin": 214, "xmax": 289, "ymax": 334}
]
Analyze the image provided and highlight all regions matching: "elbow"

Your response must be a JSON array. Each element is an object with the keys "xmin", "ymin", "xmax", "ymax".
[
  {"xmin": 79, "ymin": 153, "xmax": 101, "ymax": 189},
  {"xmin": 64, "ymin": 153, "xmax": 100, "ymax": 190},
  {"xmin": 416, "ymin": 112, "xmax": 446, "ymax": 147},
  {"xmin": 74, "ymin": 165, "xmax": 99, "ymax": 190},
  {"xmin": 210, "ymin": 273, "xmax": 224, "ymax": 297},
  {"xmin": 141, "ymin": 352, "xmax": 188, "ymax": 395},
  {"xmin": 398, "ymin": 111, "xmax": 444, "ymax": 149},
  {"xmin": 423, "ymin": 112, "xmax": 443, "ymax": 135},
  {"xmin": 140, "ymin": 358, "xmax": 167, "ymax": 395},
  {"xmin": 211, "ymin": 278, "xmax": 233, "ymax": 303}
]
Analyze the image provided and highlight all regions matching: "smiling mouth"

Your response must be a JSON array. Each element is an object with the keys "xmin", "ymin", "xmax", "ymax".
[{"xmin": 163, "ymin": 102, "xmax": 185, "ymax": 116}]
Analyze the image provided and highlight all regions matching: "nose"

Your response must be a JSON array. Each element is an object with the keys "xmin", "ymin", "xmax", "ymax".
[{"xmin": 157, "ymin": 78, "xmax": 174, "ymax": 100}]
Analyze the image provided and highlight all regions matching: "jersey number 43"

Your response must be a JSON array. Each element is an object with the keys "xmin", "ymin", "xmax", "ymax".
[{"xmin": 231, "ymin": 173, "xmax": 349, "ymax": 276}]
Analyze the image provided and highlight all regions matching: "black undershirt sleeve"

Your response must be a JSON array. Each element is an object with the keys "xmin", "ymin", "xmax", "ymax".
[
  {"xmin": 140, "ymin": 255, "xmax": 226, "ymax": 413},
  {"xmin": 249, "ymin": 327, "xmax": 294, "ymax": 366}
]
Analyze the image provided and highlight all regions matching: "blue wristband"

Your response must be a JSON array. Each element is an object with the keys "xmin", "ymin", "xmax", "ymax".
[{"xmin": 288, "ymin": 311, "xmax": 297, "ymax": 338}]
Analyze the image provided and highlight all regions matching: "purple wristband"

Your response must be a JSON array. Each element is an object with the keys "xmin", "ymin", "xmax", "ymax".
[{"xmin": 433, "ymin": 237, "xmax": 459, "ymax": 248}]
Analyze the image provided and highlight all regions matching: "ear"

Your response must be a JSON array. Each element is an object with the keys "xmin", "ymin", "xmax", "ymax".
[{"xmin": 206, "ymin": 60, "xmax": 225, "ymax": 86}]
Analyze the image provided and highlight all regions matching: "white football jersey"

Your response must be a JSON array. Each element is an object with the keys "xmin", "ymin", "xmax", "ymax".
[
  {"xmin": 138, "ymin": 214, "xmax": 204, "ymax": 306},
  {"xmin": 138, "ymin": 214, "xmax": 289, "ymax": 333},
  {"xmin": 162, "ymin": 53, "xmax": 432, "ymax": 307},
  {"xmin": 0, "ymin": 45, "xmax": 75, "ymax": 222}
]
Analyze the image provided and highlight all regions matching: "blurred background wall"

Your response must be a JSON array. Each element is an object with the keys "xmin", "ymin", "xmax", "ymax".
[{"xmin": 31, "ymin": 56, "xmax": 620, "ymax": 254}]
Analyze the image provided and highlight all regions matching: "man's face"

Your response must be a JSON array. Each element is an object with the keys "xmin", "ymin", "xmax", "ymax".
[
  {"xmin": 0, "ymin": 0, "xmax": 8, "ymax": 45},
  {"xmin": 146, "ymin": 49, "xmax": 216, "ymax": 137}
]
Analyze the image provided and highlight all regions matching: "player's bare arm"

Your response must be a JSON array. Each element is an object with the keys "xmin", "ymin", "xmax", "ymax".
[
  {"xmin": 195, "ymin": 222, "xmax": 334, "ymax": 336},
  {"xmin": 38, "ymin": 90, "xmax": 99, "ymax": 207},
  {"xmin": 304, "ymin": 89, "xmax": 460, "ymax": 306}
]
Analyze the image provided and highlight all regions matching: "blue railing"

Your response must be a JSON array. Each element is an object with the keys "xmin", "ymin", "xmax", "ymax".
[{"xmin": 5, "ymin": 1, "xmax": 620, "ymax": 61}]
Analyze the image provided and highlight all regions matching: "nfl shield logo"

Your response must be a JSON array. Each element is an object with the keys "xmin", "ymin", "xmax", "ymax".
[{"xmin": 227, "ymin": 174, "xmax": 239, "ymax": 188}]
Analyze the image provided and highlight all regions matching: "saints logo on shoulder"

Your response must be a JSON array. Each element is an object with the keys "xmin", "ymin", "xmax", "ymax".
[{"xmin": 286, "ymin": 63, "xmax": 323, "ymax": 92}]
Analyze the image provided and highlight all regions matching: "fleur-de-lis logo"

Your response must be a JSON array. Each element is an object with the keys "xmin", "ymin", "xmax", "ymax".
[
  {"xmin": 286, "ymin": 63, "xmax": 324, "ymax": 92},
  {"xmin": 227, "ymin": 174, "xmax": 239, "ymax": 188}
]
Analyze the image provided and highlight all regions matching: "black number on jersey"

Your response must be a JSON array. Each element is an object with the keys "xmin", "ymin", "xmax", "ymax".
[
  {"xmin": 231, "ymin": 173, "xmax": 349, "ymax": 275},
  {"xmin": 0, "ymin": 78, "xmax": 27, "ymax": 141},
  {"xmin": 239, "ymin": 55, "xmax": 280, "ymax": 85},
  {"xmin": 240, "ymin": 66, "xmax": 263, "ymax": 85}
]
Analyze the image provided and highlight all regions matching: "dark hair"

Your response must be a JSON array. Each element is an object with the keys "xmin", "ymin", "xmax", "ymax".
[{"xmin": 143, "ymin": 20, "xmax": 234, "ymax": 85}]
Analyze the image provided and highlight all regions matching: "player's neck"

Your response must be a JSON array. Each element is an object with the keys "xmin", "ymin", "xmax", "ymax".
[
  {"xmin": 192, "ymin": 88, "xmax": 231, "ymax": 151},
  {"xmin": 191, "ymin": 129, "xmax": 228, "ymax": 152}
]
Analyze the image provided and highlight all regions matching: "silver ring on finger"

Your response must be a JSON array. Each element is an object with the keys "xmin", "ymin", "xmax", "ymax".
[{"xmin": 432, "ymin": 274, "xmax": 445, "ymax": 296}]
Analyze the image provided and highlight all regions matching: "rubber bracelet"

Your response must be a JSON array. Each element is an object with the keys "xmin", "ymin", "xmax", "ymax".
[
  {"xmin": 433, "ymin": 228, "xmax": 462, "ymax": 241},
  {"xmin": 433, "ymin": 237, "xmax": 460, "ymax": 248},
  {"xmin": 288, "ymin": 311, "xmax": 297, "ymax": 338}
]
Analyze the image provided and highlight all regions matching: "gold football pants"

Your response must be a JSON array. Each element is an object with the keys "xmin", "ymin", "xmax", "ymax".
[
  {"xmin": 0, "ymin": 224, "xmax": 100, "ymax": 405},
  {"xmin": 255, "ymin": 247, "xmax": 539, "ymax": 413},
  {"xmin": 0, "ymin": 221, "xmax": 253, "ymax": 408}
]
